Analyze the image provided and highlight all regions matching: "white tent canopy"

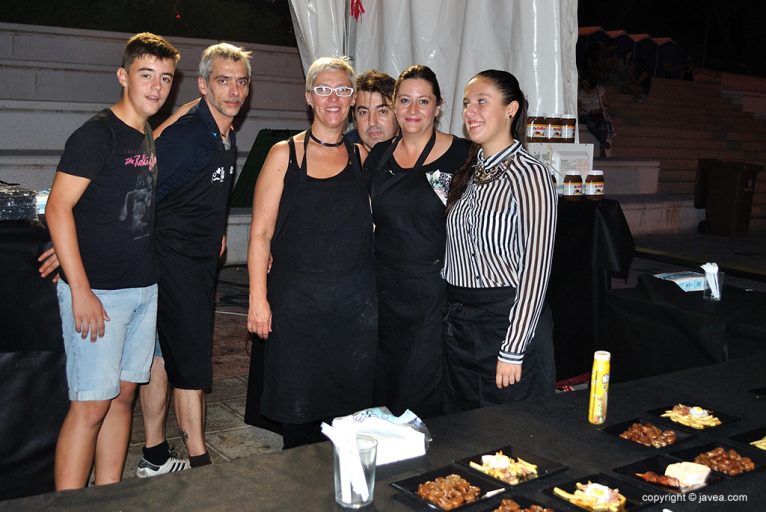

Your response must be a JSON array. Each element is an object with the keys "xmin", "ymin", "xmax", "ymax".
[{"xmin": 289, "ymin": 0, "xmax": 578, "ymax": 136}]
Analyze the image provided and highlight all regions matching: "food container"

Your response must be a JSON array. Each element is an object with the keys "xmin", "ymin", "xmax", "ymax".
[
  {"xmin": 562, "ymin": 171, "xmax": 582, "ymax": 201},
  {"xmin": 561, "ymin": 114, "xmax": 577, "ymax": 143},
  {"xmin": 589, "ymin": 350, "xmax": 611, "ymax": 425},
  {"xmin": 584, "ymin": 170, "xmax": 605, "ymax": 200},
  {"xmin": 0, "ymin": 184, "xmax": 38, "ymax": 221},
  {"xmin": 546, "ymin": 114, "xmax": 563, "ymax": 142},
  {"xmin": 527, "ymin": 113, "xmax": 548, "ymax": 143}
]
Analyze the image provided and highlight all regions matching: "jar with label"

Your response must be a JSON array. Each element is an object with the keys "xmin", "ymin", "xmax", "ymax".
[
  {"xmin": 527, "ymin": 113, "xmax": 548, "ymax": 143},
  {"xmin": 546, "ymin": 114, "xmax": 563, "ymax": 142},
  {"xmin": 584, "ymin": 170, "xmax": 605, "ymax": 200},
  {"xmin": 562, "ymin": 171, "xmax": 582, "ymax": 200},
  {"xmin": 561, "ymin": 114, "xmax": 576, "ymax": 143}
]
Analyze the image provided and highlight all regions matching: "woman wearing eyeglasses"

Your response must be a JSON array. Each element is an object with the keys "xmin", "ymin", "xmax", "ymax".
[
  {"xmin": 364, "ymin": 65, "xmax": 471, "ymax": 419},
  {"xmin": 246, "ymin": 57, "xmax": 376, "ymax": 448}
]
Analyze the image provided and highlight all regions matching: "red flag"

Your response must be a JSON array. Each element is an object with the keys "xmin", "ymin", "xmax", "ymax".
[{"xmin": 350, "ymin": 0, "xmax": 365, "ymax": 21}]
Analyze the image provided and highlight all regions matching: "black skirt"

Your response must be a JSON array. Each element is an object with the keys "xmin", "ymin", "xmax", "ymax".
[{"xmin": 443, "ymin": 285, "xmax": 555, "ymax": 412}]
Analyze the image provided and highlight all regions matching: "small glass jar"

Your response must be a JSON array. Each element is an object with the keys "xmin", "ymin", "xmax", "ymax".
[
  {"xmin": 527, "ymin": 113, "xmax": 548, "ymax": 143},
  {"xmin": 562, "ymin": 171, "xmax": 583, "ymax": 201},
  {"xmin": 584, "ymin": 170, "xmax": 605, "ymax": 200},
  {"xmin": 561, "ymin": 114, "xmax": 576, "ymax": 143},
  {"xmin": 546, "ymin": 114, "xmax": 563, "ymax": 142}
]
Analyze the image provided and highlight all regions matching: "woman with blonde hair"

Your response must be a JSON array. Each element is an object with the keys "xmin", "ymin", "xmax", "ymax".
[{"xmin": 246, "ymin": 57, "xmax": 376, "ymax": 448}]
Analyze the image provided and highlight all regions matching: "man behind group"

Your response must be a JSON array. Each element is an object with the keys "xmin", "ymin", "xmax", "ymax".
[
  {"xmin": 351, "ymin": 69, "xmax": 398, "ymax": 150},
  {"xmin": 46, "ymin": 33, "xmax": 180, "ymax": 490},
  {"xmin": 136, "ymin": 43, "xmax": 252, "ymax": 476}
]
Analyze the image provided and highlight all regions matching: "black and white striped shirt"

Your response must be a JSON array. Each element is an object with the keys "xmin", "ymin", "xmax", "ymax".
[{"xmin": 442, "ymin": 141, "xmax": 558, "ymax": 364}]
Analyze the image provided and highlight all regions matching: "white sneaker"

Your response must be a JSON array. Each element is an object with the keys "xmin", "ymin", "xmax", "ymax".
[{"xmin": 135, "ymin": 453, "xmax": 190, "ymax": 478}]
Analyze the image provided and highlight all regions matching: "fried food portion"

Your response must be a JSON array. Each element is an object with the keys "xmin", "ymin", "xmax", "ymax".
[
  {"xmin": 553, "ymin": 482, "xmax": 626, "ymax": 512},
  {"xmin": 750, "ymin": 435, "xmax": 766, "ymax": 451},
  {"xmin": 468, "ymin": 451, "xmax": 539, "ymax": 485},
  {"xmin": 416, "ymin": 474, "xmax": 481, "ymax": 510},
  {"xmin": 660, "ymin": 404, "xmax": 721, "ymax": 429},
  {"xmin": 634, "ymin": 470, "xmax": 681, "ymax": 488},
  {"xmin": 619, "ymin": 421, "xmax": 678, "ymax": 448},
  {"xmin": 493, "ymin": 498, "xmax": 554, "ymax": 512},
  {"xmin": 693, "ymin": 447, "xmax": 756, "ymax": 476}
]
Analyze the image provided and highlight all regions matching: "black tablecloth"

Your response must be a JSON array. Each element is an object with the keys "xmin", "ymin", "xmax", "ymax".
[
  {"xmin": 602, "ymin": 274, "xmax": 766, "ymax": 382},
  {"xmin": 6, "ymin": 354, "xmax": 765, "ymax": 511},
  {"xmin": 0, "ymin": 220, "xmax": 67, "ymax": 500},
  {"xmin": 547, "ymin": 199, "xmax": 635, "ymax": 380}
]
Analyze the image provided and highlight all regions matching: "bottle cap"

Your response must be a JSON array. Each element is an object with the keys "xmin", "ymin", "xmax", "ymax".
[
  {"xmin": 565, "ymin": 170, "xmax": 581, "ymax": 176},
  {"xmin": 562, "ymin": 114, "xmax": 577, "ymax": 120},
  {"xmin": 594, "ymin": 350, "xmax": 611, "ymax": 361},
  {"xmin": 588, "ymin": 169, "xmax": 604, "ymax": 176}
]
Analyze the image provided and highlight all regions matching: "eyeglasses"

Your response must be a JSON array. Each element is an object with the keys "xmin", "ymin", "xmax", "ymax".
[{"xmin": 312, "ymin": 85, "xmax": 354, "ymax": 97}]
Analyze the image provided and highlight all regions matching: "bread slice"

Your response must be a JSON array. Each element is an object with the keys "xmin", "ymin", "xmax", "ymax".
[{"xmin": 665, "ymin": 462, "xmax": 710, "ymax": 487}]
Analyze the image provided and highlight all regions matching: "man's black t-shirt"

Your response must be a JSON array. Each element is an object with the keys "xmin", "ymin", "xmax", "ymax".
[
  {"xmin": 155, "ymin": 99, "xmax": 237, "ymax": 259},
  {"xmin": 57, "ymin": 109, "xmax": 159, "ymax": 289}
]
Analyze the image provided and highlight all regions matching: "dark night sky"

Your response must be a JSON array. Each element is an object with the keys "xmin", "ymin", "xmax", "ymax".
[{"xmin": 578, "ymin": 0, "xmax": 766, "ymax": 77}]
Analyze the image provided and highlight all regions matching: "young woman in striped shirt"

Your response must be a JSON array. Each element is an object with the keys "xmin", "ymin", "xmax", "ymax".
[{"xmin": 442, "ymin": 70, "xmax": 558, "ymax": 411}]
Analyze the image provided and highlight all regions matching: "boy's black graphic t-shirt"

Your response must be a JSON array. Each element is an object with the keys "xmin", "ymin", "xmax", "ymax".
[{"xmin": 57, "ymin": 109, "xmax": 159, "ymax": 289}]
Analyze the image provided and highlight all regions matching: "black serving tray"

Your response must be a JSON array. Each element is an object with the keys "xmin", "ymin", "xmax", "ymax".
[
  {"xmin": 601, "ymin": 417, "xmax": 696, "ymax": 449},
  {"xmin": 669, "ymin": 441, "xmax": 766, "ymax": 478},
  {"xmin": 612, "ymin": 454, "xmax": 723, "ymax": 494},
  {"xmin": 454, "ymin": 445, "xmax": 568, "ymax": 487},
  {"xmin": 472, "ymin": 494, "xmax": 562, "ymax": 511},
  {"xmin": 543, "ymin": 473, "xmax": 649, "ymax": 511},
  {"xmin": 728, "ymin": 426, "xmax": 766, "ymax": 453},
  {"xmin": 390, "ymin": 464, "xmax": 510, "ymax": 511},
  {"xmin": 646, "ymin": 404, "xmax": 739, "ymax": 431}
]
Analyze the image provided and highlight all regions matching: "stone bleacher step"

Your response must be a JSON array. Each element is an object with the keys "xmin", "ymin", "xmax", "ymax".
[
  {"xmin": 595, "ymin": 158, "xmax": 660, "ymax": 195},
  {"xmin": 613, "ymin": 193, "xmax": 703, "ymax": 236}
]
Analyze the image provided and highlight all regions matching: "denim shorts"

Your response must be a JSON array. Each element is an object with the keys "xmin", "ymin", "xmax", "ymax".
[{"xmin": 57, "ymin": 281, "xmax": 158, "ymax": 401}]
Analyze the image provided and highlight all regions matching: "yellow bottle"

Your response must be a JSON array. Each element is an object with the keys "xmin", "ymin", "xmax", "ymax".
[{"xmin": 588, "ymin": 351, "xmax": 611, "ymax": 425}]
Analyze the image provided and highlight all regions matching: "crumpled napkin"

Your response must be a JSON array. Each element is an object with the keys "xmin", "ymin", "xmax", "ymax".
[{"xmin": 700, "ymin": 262, "xmax": 721, "ymax": 300}]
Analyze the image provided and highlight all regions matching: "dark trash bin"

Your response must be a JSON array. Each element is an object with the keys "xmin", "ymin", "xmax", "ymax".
[{"xmin": 695, "ymin": 159, "xmax": 761, "ymax": 236}]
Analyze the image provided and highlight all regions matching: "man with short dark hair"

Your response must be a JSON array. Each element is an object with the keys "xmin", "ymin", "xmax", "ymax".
[
  {"xmin": 350, "ymin": 69, "xmax": 398, "ymax": 150},
  {"xmin": 46, "ymin": 32, "xmax": 180, "ymax": 490},
  {"xmin": 135, "ymin": 43, "xmax": 252, "ymax": 476}
]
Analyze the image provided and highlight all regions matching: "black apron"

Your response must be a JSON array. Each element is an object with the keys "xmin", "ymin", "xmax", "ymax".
[
  {"xmin": 443, "ymin": 285, "xmax": 555, "ymax": 413},
  {"xmin": 371, "ymin": 132, "xmax": 447, "ymax": 419},
  {"xmin": 257, "ymin": 136, "xmax": 377, "ymax": 424}
]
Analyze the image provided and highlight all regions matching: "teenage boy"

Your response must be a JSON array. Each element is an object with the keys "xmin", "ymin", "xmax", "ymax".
[
  {"xmin": 46, "ymin": 33, "xmax": 180, "ymax": 490},
  {"xmin": 135, "ymin": 43, "xmax": 252, "ymax": 476}
]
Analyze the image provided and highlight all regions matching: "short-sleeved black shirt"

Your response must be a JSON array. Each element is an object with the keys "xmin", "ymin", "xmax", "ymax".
[
  {"xmin": 154, "ymin": 98, "xmax": 237, "ymax": 259},
  {"xmin": 57, "ymin": 109, "xmax": 159, "ymax": 289}
]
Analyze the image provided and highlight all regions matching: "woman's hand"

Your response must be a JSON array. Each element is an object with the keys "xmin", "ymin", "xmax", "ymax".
[
  {"xmin": 496, "ymin": 360, "xmax": 522, "ymax": 388},
  {"xmin": 248, "ymin": 297, "xmax": 272, "ymax": 340}
]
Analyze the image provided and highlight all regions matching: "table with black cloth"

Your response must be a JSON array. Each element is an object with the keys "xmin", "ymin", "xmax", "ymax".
[
  {"xmin": 6, "ymin": 354, "xmax": 766, "ymax": 511},
  {"xmin": 0, "ymin": 219, "xmax": 68, "ymax": 501},
  {"xmin": 547, "ymin": 198, "xmax": 635, "ymax": 380},
  {"xmin": 602, "ymin": 274, "xmax": 766, "ymax": 383}
]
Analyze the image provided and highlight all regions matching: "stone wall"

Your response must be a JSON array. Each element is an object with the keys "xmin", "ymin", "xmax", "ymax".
[{"xmin": 0, "ymin": 22, "xmax": 309, "ymax": 190}]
